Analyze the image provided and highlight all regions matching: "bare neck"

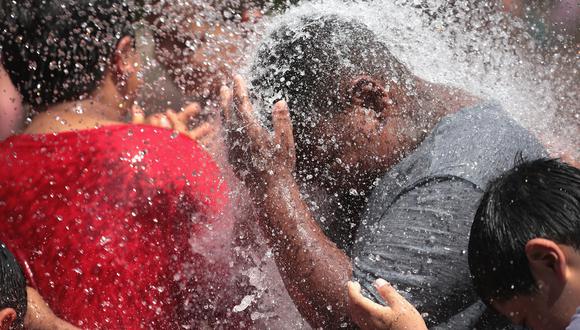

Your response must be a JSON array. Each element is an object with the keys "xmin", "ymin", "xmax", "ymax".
[
  {"xmin": 24, "ymin": 78, "xmax": 128, "ymax": 135},
  {"xmin": 414, "ymin": 79, "xmax": 481, "ymax": 118},
  {"xmin": 399, "ymin": 79, "xmax": 481, "ymax": 146}
]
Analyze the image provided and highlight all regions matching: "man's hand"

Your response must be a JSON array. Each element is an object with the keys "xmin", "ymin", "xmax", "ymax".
[
  {"xmin": 219, "ymin": 74, "xmax": 296, "ymax": 189},
  {"xmin": 131, "ymin": 103, "xmax": 216, "ymax": 147},
  {"xmin": 347, "ymin": 280, "xmax": 427, "ymax": 330},
  {"xmin": 25, "ymin": 287, "xmax": 79, "ymax": 330}
]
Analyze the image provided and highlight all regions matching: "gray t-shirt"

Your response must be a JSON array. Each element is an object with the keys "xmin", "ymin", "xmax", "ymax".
[
  {"xmin": 567, "ymin": 308, "xmax": 580, "ymax": 330},
  {"xmin": 352, "ymin": 102, "xmax": 546, "ymax": 328}
]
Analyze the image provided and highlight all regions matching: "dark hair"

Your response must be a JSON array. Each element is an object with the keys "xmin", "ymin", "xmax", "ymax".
[
  {"xmin": 0, "ymin": 0, "xmax": 136, "ymax": 108},
  {"xmin": 250, "ymin": 14, "xmax": 413, "ymax": 146},
  {"xmin": 0, "ymin": 242, "xmax": 27, "ymax": 328},
  {"xmin": 468, "ymin": 158, "xmax": 580, "ymax": 305}
]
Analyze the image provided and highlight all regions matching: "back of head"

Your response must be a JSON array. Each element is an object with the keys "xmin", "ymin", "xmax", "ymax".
[
  {"xmin": 0, "ymin": 242, "xmax": 26, "ymax": 328},
  {"xmin": 468, "ymin": 158, "xmax": 580, "ymax": 305},
  {"xmin": 250, "ymin": 14, "xmax": 413, "ymax": 142},
  {"xmin": 0, "ymin": 0, "xmax": 136, "ymax": 108}
]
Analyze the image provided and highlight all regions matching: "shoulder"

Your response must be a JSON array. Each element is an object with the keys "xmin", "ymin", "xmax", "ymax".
[
  {"xmin": 356, "ymin": 177, "xmax": 482, "ymax": 247},
  {"xmin": 94, "ymin": 124, "xmax": 228, "ymax": 212},
  {"xmin": 93, "ymin": 124, "xmax": 216, "ymax": 173},
  {"xmin": 426, "ymin": 102, "xmax": 547, "ymax": 188}
]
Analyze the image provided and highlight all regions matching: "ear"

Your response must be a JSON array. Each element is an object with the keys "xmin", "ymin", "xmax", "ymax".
[
  {"xmin": 0, "ymin": 308, "xmax": 16, "ymax": 330},
  {"xmin": 346, "ymin": 75, "xmax": 403, "ymax": 116},
  {"xmin": 526, "ymin": 238, "xmax": 567, "ymax": 286},
  {"xmin": 112, "ymin": 36, "xmax": 138, "ymax": 82}
]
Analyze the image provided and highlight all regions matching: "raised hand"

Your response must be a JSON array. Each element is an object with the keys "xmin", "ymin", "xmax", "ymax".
[
  {"xmin": 347, "ymin": 279, "xmax": 427, "ymax": 330},
  {"xmin": 131, "ymin": 103, "xmax": 216, "ymax": 147},
  {"xmin": 220, "ymin": 74, "xmax": 296, "ymax": 189}
]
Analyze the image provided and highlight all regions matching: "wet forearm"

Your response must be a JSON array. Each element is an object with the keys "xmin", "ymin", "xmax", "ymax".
[{"xmin": 251, "ymin": 174, "xmax": 354, "ymax": 328}]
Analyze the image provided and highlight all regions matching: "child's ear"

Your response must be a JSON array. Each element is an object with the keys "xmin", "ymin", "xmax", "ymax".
[
  {"xmin": 526, "ymin": 238, "xmax": 567, "ymax": 289},
  {"xmin": 0, "ymin": 308, "xmax": 16, "ymax": 330}
]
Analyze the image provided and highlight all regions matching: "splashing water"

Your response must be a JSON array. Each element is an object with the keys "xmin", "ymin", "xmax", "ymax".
[
  {"xmin": 244, "ymin": 0, "xmax": 577, "ymax": 159},
  {"xmin": 2, "ymin": 0, "xmax": 575, "ymax": 328},
  {"xmin": 233, "ymin": 1, "xmax": 578, "ymax": 327}
]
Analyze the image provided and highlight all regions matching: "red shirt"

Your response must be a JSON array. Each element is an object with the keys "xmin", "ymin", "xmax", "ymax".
[{"xmin": 0, "ymin": 124, "xmax": 232, "ymax": 328}]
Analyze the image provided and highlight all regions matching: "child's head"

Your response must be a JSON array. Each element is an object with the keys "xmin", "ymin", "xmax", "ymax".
[
  {"xmin": 0, "ymin": 243, "xmax": 26, "ymax": 329},
  {"xmin": 0, "ymin": 0, "xmax": 140, "ymax": 110},
  {"xmin": 469, "ymin": 158, "xmax": 580, "ymax": 330}
]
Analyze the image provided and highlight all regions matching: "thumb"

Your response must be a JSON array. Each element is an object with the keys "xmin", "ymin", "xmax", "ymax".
[
  {"xmin": 374, "ymin": 278, "xmax": 404, "ymax": 307},
  {"xmin": 131, "ymin": 104, "xmax": 145, "ymax": 124}
]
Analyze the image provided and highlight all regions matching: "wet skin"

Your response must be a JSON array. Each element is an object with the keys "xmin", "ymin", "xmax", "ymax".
[{"xmin": 220, "ymin": 74, "xmax": 479, "ymax": 328}]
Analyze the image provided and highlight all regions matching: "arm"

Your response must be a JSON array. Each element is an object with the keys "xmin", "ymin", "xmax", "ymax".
[
  {"xmin": 0, "ymin": 64, "xmax": 22, "ymax": 140},
  {"xmin": 220, "ymin": 76, "xmax": 354, "ymax": 328},
  {"xmin": 256, "ymin": 173, "xmax": 354, "ymax": 328}
]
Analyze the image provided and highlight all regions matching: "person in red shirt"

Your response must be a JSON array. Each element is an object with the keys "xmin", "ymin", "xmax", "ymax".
[{"xmin": 0, "ymin": 0, "xmax": 235, "ymax": 328}]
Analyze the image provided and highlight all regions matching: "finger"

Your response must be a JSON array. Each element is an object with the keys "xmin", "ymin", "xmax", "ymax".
[
  {"xmin": 233, "ymin": 74, "xmax": 251, "ymax": 108},
  {"xmin": 147, "ymin": 115, "xmax": 160, "ymax": 127},
  {"xmin": 347, "ymin": 281, "xmax": 362, "ymax": 302},
  {"xmin": 178, "ymin": 103, "xmax": 202, "ymax": 123},
  {"xmin": 347, "ymin": 281, "xmax": 391, "ymax": 318},
  {"xmin": 166, "ymin": 109, "xmax": 187, "ymax": 132},
  {"xmin": 159, "ymin": 114, "xmax": 172, "ymax": 129},
  {"xmin": 189, "ymin": 122, "xmax": 215, "ymax": 141},
  {"xmin": 232, "ymin": 74, "xmax": 260, "ymax": 130},
  {"xmin": 220, "ymin": 85, "xmax": 234, "ymax": 125},
  {"xmin": 374, "ymin": 278, "xmax": 404, "ymax": 308},
  {"xmin": 150, "ymin": 114, "xmax": 172, "ymax": 129},
  {"xmin": 347, "ymin": 282, "xmax": 372, "ymax": 328},
  {"xmin": 272, "ymin": 100, "xmax": 295, "ymax": 162},
  {"xmin": 131, "ymin": 104, "xmax": 145, "ymax": 124}
]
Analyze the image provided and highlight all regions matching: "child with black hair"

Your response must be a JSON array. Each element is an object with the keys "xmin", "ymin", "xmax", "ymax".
[
  {"xmin": 468, "ymin": 158, "xmax": 580, "ymax": 330},
  {"xmin": 0, "ymin": 242, "xmax": 26, "ymax": 330},
  {"xmin": 0, "ymin": 241, "xmax": 78, "ymax": 330},
  {"xmin": 348, "ymin": 158, "xmax": 580, "ymax": 330}
]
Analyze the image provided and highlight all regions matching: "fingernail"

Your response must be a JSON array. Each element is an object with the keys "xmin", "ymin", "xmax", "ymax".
[{"xmin": 374, "ymin": 278, "xmax": 388, "ymax": 288}]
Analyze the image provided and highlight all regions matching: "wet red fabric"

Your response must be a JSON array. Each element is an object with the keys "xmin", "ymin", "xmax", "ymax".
[{"xmin": 0, "ymin": 124, "xmax": 233, "ymax": 328}]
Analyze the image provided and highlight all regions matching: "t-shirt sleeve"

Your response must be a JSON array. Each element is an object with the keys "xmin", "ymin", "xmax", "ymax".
[
  {"xmin": 567, "ymin": 309, "xmax": 580, "ymax": 330},
  {"xmin": 352, "ymin": 176, "xmax": 483, "ymax": 326}
]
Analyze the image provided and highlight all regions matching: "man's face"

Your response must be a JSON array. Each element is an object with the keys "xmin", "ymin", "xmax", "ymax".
[{"xmin": 307, "ymin": 92, "xmax": 411, "ymax": 191}]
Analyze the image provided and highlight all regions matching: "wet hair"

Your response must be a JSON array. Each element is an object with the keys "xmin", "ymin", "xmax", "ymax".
[
  {"xmin": 468, "ymin": 158, "xmax": 580, "ymax": 306},
  {"xmin": 250, "ymin": 14, "xmax": 413, "ymax": 144},
  {"xmin": 0, "ymin": 0, "xmax": 136, "ymax": 108},
  {"xmin": 0, "ymin": 242, "xmax": 27, "ymax": 328}
]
